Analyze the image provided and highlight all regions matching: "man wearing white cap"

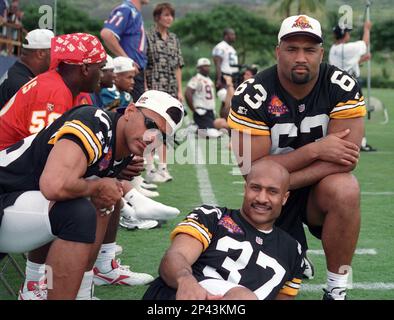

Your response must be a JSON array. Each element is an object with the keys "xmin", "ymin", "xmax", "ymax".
[
  {"xmin": 229, "ymin": 15, "xmax": 366, "ymax": 300},
  {"xmin": 0, "ymin": 28, "xmax": 54, "ymax": 108},
  {"xmin": 101, "ymin": 56, "xmax": 135, "ymax": 113},
  {"xmin": 0, "ymin": 90, "xmax": 184, "ymax": 299},
  {"xmin": 185, "ymin": 58, "xmax": 221, "ymax": 138}
]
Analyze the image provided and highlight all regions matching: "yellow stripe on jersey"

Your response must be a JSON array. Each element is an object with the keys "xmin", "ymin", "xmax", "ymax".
[
  {"xmin": 227, "ymin": 112, "xmax": 270, "ymax": 136},
  {"xmin": 330, "ymin": 95, "xmax": 367, "ymax": 119},
  {"xmin": 279, "ymin": 278, "xmax": 302, "ymax": 296},
  {"xmin": 229, "ymin": 109, "xmax": 268, "ymax": 126},
  {"xmin": 48, "ymin": 120, "xmax": 102, "ymax": 165},
  {"xmin": 170, "ymin": 220, "xmax": 212, "ymax": 251},
  {"xmin": 330, "ymin": 104, "xmax": 367, "ymax": 119},
  {"xmin": 279, "ymin": 286, "xmax": 299, "ymax": 296},
  {"xmin": 335, "ymin": 96, "xmax": 364, "ymax": 107}
]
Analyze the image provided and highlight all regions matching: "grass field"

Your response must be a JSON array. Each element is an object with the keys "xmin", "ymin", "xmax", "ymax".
[{"xmin": 1, "ymin": 88, "xmax": 393, "ymax": 301}]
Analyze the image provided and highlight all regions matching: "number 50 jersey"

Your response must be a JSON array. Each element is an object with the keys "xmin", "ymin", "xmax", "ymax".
[
  {"xmin": 228, "ymin": 63, "xmax": 366, "ymax": 154},
  {"xmin": 171, "ymin": 206, "xmax": 305, "ymax": 300}
]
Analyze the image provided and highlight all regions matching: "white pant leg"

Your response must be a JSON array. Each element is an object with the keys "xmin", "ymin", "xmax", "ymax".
[{"xmin": 0, "ymin": 191, "xmax": 56, "ymax": 253}]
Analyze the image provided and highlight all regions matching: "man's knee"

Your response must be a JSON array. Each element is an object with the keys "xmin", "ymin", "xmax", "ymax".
[
  {"xmin": 317, "ymin": 173, "xmax": 360, "ymax": 206},
  {"xmin": 49, "ymin": 198, "xmax": 97, "ymax": 244}
]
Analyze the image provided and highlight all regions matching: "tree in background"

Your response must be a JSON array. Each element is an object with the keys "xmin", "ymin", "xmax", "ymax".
[
  {"xmin": 269, "ymin": 0, "xmax": 326, "ymax": 17},
  {"xmin": 172, "ymin": 5, "xmax": 277, "ymax": 68}
]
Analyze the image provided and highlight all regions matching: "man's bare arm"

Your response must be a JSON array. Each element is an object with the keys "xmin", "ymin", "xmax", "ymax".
[
  {"xmin": 159, "ymin": 234, "xmax": 209, "ymax": 300},
  {"xmin": 100, "ymin": 28, "xmax": 128, "ymax": 58},
  {"xmin": 39, "ymin": 139, "xmax": 122, "ymax": 207}
]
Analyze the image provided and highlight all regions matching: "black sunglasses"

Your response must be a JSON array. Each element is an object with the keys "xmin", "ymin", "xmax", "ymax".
[{"xmin": 139, "ymin": 109, "xmax": 159, "ymax": 131}]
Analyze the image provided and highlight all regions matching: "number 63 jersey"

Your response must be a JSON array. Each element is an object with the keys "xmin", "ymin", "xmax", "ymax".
[
  {"xmin": 171, "ymin": 206, "xmax": 305, "ymax": 300},
  {"xmin": 228, "ymin": 63, "xmax": 366, "ymax": 154}
]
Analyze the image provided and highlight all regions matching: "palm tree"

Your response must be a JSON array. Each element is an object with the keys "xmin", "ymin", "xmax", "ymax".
[{"xmin": 269, "ymin": 0, "xmax": 326, "ymax": 17}]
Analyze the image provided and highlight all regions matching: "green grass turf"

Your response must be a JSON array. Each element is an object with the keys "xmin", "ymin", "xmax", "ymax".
[{"xmin": 1, "ymin": 89, "xmax": 393, "ymax": 300}]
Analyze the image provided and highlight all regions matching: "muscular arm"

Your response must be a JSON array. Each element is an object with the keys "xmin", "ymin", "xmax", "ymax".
[
  {"xmin": 289, "ymin": 117, "xmax": 364, "ymax": 189},
  {"xmin": 39, "ymin": 139, "xmax": 121, "ymax": 205},
  {"xmin": 100, "ymin": 28, "xmax": 128, "ymax": 58},
  {"xmin": 213, "ymin": 56, "xmax": 223, "ymax": 85},
  {"xmin": 159, "ymin": 233, "xmax": 209, "ymax": 299},
  {"xmin": 184, "ymin": 87, "xmax": 196, "ymax": 112},
  {"xmin": 232, "ymin": 117, "xmax": 363, "ymax": 188}
]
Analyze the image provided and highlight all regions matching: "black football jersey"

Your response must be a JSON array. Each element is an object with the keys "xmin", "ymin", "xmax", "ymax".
[
  {"xmin": 0, "ymin": 106, "xmax": 132, "ymax": 224},
  {"xmin": 228, "ymin": 63, "xmax": 366, "ymax": 153},
  {"xmin": 171, "ymin": 205, "xmax": 305, "ymax": 299}
]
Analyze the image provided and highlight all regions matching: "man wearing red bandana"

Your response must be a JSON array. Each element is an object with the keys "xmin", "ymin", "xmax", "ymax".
[{"xmin": 0, "ymin": 33, "xmax": 106, "ymax": 150}]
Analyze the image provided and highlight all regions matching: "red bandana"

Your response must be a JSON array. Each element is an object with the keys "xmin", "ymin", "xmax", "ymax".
[{"xmin": 50, "ymin": 33, "xmax": 107, "ymax": 69}]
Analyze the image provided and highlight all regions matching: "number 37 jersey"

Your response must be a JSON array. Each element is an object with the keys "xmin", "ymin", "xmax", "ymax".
[
  {"xmin": 171, "ymin": 206, "xmax": 305, "ymax": 299},
  {"xmin": 228, "ymin": 63, "xmax": 366, "ymax": 154}
]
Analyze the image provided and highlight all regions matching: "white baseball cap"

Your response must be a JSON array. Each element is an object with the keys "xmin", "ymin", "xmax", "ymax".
[
  {"xmin": 113, "ymin": 56, "xmax": 135, "ymax": 73},
  {"xmin": 103, "ymin": 55, "xmax": 114, "ymax": 70},
  {"xmin": 135, "ymin": 90, "xmax": 184, "ymax": 135},
  {"xmin": 278, "ymin": 15, "xmax": 323, "ymax": 43},
  {"xmin": 23, "ymin": 29, "xmax": 54, "ymax": 49},
  {"xmin": 196, "ymin": 57, "xmax": 211, "ymax": 68}
]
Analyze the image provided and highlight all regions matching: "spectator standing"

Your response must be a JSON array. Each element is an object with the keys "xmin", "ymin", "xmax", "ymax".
[
  {"xmin": 185, "ymin": 57, "xmax": 221, "ymax": 138},
  {"xmin": 212, "ymin": 28, "xmax": 239, "ymax": 98},
  {"xmin": 329, "ymin": 21, "xmax": 375, "ymax": 152},
  {"xmin": 144, "ymin": 2, "xmax": 184, "ymax": 183},
  {"xmin": 100, "ymin": 0, "xmax": 150, "ymax": 102}
]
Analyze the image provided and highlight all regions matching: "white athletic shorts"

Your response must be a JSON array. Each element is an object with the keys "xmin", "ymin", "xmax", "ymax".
[{"xmin": 0, "ymin": 191, "xmax": 55, "ymax": 253}]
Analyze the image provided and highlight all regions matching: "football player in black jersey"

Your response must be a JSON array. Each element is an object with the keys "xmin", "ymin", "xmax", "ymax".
[
  {"xmin": 143, "ymin": 159, "xmax": 305, "ymax": 300},
  {"xmin": 0, "ymin": 90, "xmax": 184, "ymax": 299},
  {"xmin": 228, "ymin": 15, "xmax": 365, "ymax": 300}
]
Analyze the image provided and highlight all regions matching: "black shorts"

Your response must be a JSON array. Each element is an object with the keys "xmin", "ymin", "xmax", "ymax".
[
  {"xmin": 132, "ymin": 71, "xmax": 145, "ymax": 102},
  {"xmin": 193, "ymin": 110, "xmax": 215, "ymax": 129},
  {"xmin": 274, "ymin": 186, "xmax": 323, "ymax": 251},
  {"xmin": 142, "ymin": 277, "xmax": 176, "ymax": 300}
]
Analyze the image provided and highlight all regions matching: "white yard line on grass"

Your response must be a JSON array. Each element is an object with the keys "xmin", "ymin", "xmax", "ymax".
[
  {"xmin": 361, "ymin": 192, "xmax": 394, "ymax": 196},
  {"xmin": 195, "ymin": 139, "xmax": 218, "ymax": 205},
  {"xmin": 307, "ymin": 249, "xmax": 377, "ymax": 255},
  {"xmin": 302, "ymin": 282, "xmax": 394, "ymax": 291}
]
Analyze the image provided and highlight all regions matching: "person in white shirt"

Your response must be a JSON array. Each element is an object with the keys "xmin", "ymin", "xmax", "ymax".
[
  {"xmin": 329, "ymin": 21, "xmax": 371, "ymax": 78},
  {"xmin": 185, "ymin": 58, "xmax": 222, "ymax": 138},
  {"xmin": 329, "ymin": 20, "xmax": 375, "ymax": 152},
  {"xmin": 212, "ymin": 28, "xmax": 238, "ymax": 99}
]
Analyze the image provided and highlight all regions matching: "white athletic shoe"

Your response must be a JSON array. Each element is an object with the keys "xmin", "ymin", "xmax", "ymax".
[
  {"xmin": 302, "ymin": 255, "xmax": 315, "ymax": 280},
  {"xmin": 115, "ymin": 244, "xmax": 123, "ymax": 256},
  {"xmin": 93, "ymin": 259, "xmax": 154, "ymax": 286},
  {"xmin": 120, "ymin": 199, "xmax": 159, "ymax": 230},
  {"xmin": 145, "ymin": 170, "xmax": 170, "ymax": 183},
  {"xmin": 124, "ymin": 188, "xmax": 180, "ymax": 221},
  {"xmin": 18, "ymin": 280, "xmax": 47, "ymax": 300},
  {"xmin": 130, "ymin": 177, "xmax": 160, "ymax": 198},
  {"xmin": 119, "ymin": 216, "xmax": 159, "ymax": 230},
  {"xmin": 158, "ymin": 168, "xmax": 173, "ymax": 182},
  {"xmin": 132, "ymin": 175, "xmax": 158, "ymax": 191}
]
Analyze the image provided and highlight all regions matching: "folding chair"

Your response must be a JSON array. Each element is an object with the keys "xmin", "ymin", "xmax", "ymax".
[{"xmin": 0, "ymin": 253, "xmax": 25, "ymax": 297}]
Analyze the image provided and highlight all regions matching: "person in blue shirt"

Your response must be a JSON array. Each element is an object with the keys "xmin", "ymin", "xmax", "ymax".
[{"xmin": 100, "ymin": 0, "xmax": 149, "ymax": 101}]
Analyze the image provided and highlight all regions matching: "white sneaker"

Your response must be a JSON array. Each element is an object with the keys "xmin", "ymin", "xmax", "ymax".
[
  {"xmin": 158, "ymin": 168, "xmax": 173, "ymax": 182},
  {"xmin": 93, "ymin": 259, "xmax": 154, "ymax": 286},
  {"xmin": 145, "ymin": 170, "xmax": 169, "ymax": 183},
  {"xmin": 132, "ymin": 175, "xmax": 158, "ymax": 190},
  {"xmin": 18, "ymin": 280, "xmax": 47, "ymax": 300},
  {"xmin": 115, "ymin": 244, "xmax": 123, "ymax": 256},
  {"xmin": 130, "ymin": 177, "xmax": 160, "ymax": 198},
  {"xmin": 124, "ymin": 189, "xmax": 180, "ymax": 221},
  {"xmin": 119, "ymin": 216, "xmax": 159, "ymax": 230},
  {"xmin": 120, "ymin": 199, "xmax": 159, "ymax": 230}
]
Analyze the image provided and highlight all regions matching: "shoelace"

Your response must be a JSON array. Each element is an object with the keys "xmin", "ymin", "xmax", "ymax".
[{"xmin": 115, "ymin": 259, "xmax": 131, "ymax": 272}]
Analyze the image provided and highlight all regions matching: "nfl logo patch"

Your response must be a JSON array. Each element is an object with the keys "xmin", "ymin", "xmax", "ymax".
[
  {"xmin": 256, "ymin": 236, "xmax": 263, "ymax": 245},
  {"xmin": 47, "ymin": 103, "xmax": 54, "ymax": 112}
]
